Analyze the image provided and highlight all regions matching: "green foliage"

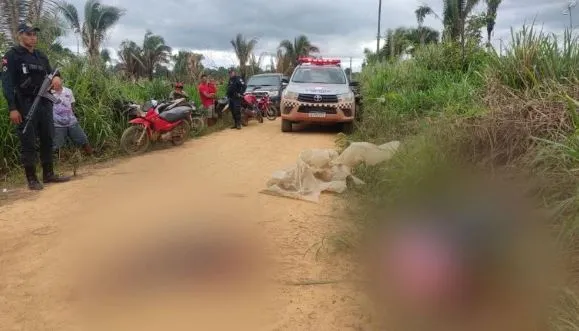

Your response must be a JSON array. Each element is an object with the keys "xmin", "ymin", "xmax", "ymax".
[
  {"xmin": 355, "ymin": 23, "xmax": 579, "ymax": 329},
  {"xmin": 357, "ymin": 45, "xmax": 485, "ymax": 142},
  {"xmin": 116, "ymin": 30, "xmax": 171, "ymax": 80},
  {"xmin": 0, "ymin": 58, "xmax": 226, "ymax": 173},
  {"xmin": 277, "ymin": 34, "xmax": 320, "ymax": 71},
  {"xmin": 487, "ymin": 26, "xmax": 579, "ymax": 89},
  {"xmin": 230, "ymin": 33, "xmax": 258, "ymax": 79}
]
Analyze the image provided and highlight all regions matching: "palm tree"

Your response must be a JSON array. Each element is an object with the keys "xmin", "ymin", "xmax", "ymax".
[
  {"xmin": 379, "ymin": 27, "xmax": 439, "ymax": 60},
  {"xmin": 230, "ymin": 33, "xmax": 257, "ymax": 79},
  {"xmin": 58, "ymin": 0, "xmax": 124, "ymax": 61},
  {"xmin": 442, "ymin": 0, "xmax": 481, "ymax": 42},
  {"xmin": 172, "ymin": 51, "xmax": 204, "ymax": 83},
  {"xmin": 278, "ymin": 35, "xmax": 319, "ymax": 69},
  {"xmin": 117, "ymin": 40, "xmax": 142, "ymax": 80},
  {"xmin": 141, "ymin": 30, "xmax": 171, "ymax": 80},
  {"xmin": 0, "ymin": 0, "xmax": 61, "ymax": 43},
  {"xmin": 485, "ymin": 0, "xmax": 502, "ymax": 48},
  {"xmin": 415, "ymin": 5, "xmax": 433, "ymax": 46},
  {"xmin": 56, "ymin": 1, "xmax": 80, "ymax": 54},
  {"xmin": 275, "ymin": 49, "xmax": 292, "ymax": 75}
]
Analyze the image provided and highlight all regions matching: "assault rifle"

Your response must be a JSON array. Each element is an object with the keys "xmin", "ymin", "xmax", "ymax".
[{"xmin": 22, "ymin": 68, "xmax": 61, "ymax": 134}]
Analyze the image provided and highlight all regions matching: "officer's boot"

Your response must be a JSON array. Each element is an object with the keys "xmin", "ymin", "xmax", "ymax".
[
  {"xmin": 42, "ymin": 162, "xmax": 71, "ymax": 184},
  {"xmin": 24, "ymin": 165, "xmax": 44, "ymax": 190}
]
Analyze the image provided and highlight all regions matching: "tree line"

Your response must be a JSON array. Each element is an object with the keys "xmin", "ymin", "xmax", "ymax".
[
  {"xmin": 0, "ymin": 0, "xmax": 321, "ymax": 83},
  {"xmin": 364, "ymin": 0, "xmax": 502, "ymax": 64}
]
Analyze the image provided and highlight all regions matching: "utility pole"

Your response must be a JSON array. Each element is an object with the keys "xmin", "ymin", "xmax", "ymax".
[
  {"xmin": 376, "ymin": 0, "xmax": 382, "ymax": 55},
  {"xmin": 349, "ymin": 57, "xmax": 352, "ymax": 80}
]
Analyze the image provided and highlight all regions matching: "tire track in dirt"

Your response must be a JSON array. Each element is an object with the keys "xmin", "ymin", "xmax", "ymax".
[{"xmin": 0, "ymin": 121, "xmax": 369, "ymax": 331}]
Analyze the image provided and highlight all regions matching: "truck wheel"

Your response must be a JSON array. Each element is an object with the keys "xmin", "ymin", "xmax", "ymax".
[
  {"xmin": 342, "ymin": 121, "xmax": 354, "ymax": 134},
  {"xmin": 281, "ymin": 119, "xmax": 292, "ymax": 132}
]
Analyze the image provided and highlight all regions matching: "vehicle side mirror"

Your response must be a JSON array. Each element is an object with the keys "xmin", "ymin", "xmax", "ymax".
[{"xmin": 349, "ymin": 81, "xmax": 359, "ymax": 87}]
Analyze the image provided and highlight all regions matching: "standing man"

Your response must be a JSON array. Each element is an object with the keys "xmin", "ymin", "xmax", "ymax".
[
  {"xmin": 1, "ymin": 22, "xmax": 70, "ymax": 190},
  {"xmin": 51, "ymin": 76, "xmax": 95, "ymax": 156},
  {"xmin": 226, "ymin": 68, "xmax": 245, "ymax": 130},
  {"xmin": 197, "ymin": 74, "xmax": 217, "ymax": 120}
]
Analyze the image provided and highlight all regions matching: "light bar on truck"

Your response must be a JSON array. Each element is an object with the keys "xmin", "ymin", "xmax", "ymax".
[{"xmin": 297, "ymin": 57, "xmax": 341, "ymax": 65}]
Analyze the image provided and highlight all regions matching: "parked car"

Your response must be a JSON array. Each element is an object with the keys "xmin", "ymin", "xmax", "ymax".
[{"xmin": 245, "ymin": 73, "xmax": 288, "ymax": 115}]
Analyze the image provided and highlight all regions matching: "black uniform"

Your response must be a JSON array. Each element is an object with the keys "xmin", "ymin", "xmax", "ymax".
[
  {"xmin": 2, "ymin": 43, "xmax": 69, "ymax": 189},
  {"xmin": 226, "ymin": 74, "xmax": 245, "ymax": 128}
]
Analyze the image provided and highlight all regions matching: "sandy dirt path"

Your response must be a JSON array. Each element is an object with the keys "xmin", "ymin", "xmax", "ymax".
[{"xmin": 0, "ymin": 120, "xmax": 369, "ymax": 331}]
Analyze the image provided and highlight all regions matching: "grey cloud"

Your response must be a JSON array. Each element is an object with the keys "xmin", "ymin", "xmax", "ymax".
[{"xmin": 59, "ymin": 0, "xmax": 577, "ymax": 66}]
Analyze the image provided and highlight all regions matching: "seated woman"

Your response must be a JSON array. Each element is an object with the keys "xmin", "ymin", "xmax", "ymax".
[{"xmin": 51, "ymin": 76, "xmax": 96, "ymax": 156}]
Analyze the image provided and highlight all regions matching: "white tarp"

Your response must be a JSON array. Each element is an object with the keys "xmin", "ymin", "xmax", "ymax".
[{"xmin": 260, "ymin": 141, "xmax": 400, "ymax": 203}]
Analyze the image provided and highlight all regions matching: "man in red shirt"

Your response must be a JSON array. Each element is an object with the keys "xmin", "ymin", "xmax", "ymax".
[{"xmin": 198, "ymin": 74, "xmax": 217, "ymax": 120}]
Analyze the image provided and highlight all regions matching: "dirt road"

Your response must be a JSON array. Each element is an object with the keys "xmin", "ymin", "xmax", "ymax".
[{"xmin": 0, "ymin": 120, "xmax": 369, "ymax": 331}]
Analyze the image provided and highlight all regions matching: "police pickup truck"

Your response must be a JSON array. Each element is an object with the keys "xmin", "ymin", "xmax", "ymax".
[{"xmin": 279, "ymin": 57, "xmax": 356, "ymax": 133}]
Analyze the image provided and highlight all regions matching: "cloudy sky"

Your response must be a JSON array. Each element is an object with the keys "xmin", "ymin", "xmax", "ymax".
[{"xmin": 59, "ymin": 0, "xmax": 574, "ymax": 72}]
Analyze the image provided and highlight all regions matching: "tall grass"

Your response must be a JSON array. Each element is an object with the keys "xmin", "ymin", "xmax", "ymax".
[
  {"xmin": 353, "ymin": 24, "xmax": 579, "ymax": 329},
  {"xmin": 489, "ymin": 25, "xmax": 579, "ymax": 89},
  {"xmin": 0, "ymin": 59, "xmax": 226, "ymax": 174},
  {"xmin": 357, "ymin": 43, "xmax": 486, "ymax": 142}
]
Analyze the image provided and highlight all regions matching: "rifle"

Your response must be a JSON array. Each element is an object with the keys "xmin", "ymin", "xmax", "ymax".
[{"xmin": 22, "ymin": 68, "xmax": 61, "ymax": 134}]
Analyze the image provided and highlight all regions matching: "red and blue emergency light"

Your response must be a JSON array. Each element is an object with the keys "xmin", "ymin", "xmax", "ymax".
[{"xmin": 297, "ymin": 57, "xmax": 341, "ymax": 65}]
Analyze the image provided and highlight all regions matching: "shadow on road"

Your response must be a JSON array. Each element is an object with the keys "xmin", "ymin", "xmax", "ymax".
[{"xmin": 290, "ymin": 122, "xmax": 343, "ymax": 135}]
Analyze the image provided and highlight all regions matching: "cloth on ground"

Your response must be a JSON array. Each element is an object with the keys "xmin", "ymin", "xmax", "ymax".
[{"xmin": 261, "ymin": 141, "xmax": 400, "ymax": 203}]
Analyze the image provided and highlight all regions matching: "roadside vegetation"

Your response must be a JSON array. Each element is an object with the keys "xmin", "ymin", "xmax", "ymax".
[
  {"xmin": 0, "ymin": 0, "xmax": 325, "ymax": 177},
  {"xmin": 352, "ymin": 0, "xmax": 579, "ymax": 329}
]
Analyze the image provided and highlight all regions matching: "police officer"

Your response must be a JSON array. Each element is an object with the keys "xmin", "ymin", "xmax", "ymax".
[
  {"xmin": 226, "ymin": 68, "xmax": 245, "ymax": 130},
  {"xmin": 1, "ymin": 22, "xmax": 70, "ymax": 190}
]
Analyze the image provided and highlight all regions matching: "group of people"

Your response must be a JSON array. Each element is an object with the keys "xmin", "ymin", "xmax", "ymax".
[
  {"xmin": 1, "ymin": 22, "xmax": 84, "ymax": 190},
  {"xmin": 167, "ymin": 68, "xmax": 247, "ymax": 131},
  {"xmin": 168, "ymin": 74, "xmax": 218, "ymax": 120},
  {"xmin": 1, "ymin": 21, "xmax": 249, "ymax": 191}
]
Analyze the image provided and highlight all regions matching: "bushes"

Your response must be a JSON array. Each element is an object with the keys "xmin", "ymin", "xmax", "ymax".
[
  {"xmin": 0, "ymin": 60, "xmax": 225, "ymax": 174},
  {"xmin": 357, "ymin": 44, "xmax": 485, "ymax": 142},
  {"xmin": 354, "ymin": 25, "xmax": 579, "ymax": 329}
]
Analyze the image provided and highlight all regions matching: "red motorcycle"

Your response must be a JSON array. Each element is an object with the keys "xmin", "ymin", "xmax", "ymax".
[
  {"xmin": 240, "ymin": 89, "xmax": 277, "ymax": 126},
  {"xmin": 254, "ymin": 91, "xmax": 277, "ymax": 121},
  {"xmin": 120, "ymin": 99, "xmax": 193, "ymax": 155}
]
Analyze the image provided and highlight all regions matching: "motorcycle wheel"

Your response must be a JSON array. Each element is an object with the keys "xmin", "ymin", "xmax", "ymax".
[
  {"xmin": 190, "ymin": 116, "xmax": 206, "ymax": 135},
  {"xmin": 241, "ymin": 114, "xmax": 249, "ymax": 126},
  {"xmin": 266, "ymin": 106, "xmax": 277, "ymax": 121},
  {"xmin": 120, "ymin": 125, "xmax": 150, "ymax": 155},
  {"xmin": 171, "ymin": 121, "xmax": 191, "ymax": 146}
]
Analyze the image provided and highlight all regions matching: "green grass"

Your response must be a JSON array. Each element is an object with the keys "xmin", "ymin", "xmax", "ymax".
[
  {"xmin": 350, "ymin": 24, "xmax": 579, "ymax": 329},
  {"xmin": 0, "ymin": 59, "xmax": 227, "ymax": 175}
]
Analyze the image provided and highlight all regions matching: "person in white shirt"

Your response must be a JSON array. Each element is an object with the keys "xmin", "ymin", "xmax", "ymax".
[{"xmin": 51, "ymin": 76, "xmax": 94, "ymax": 155}]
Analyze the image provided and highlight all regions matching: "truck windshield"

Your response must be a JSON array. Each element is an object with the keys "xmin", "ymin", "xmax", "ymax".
[
  {"xmin": 291, "ymin": 67, "xmax": 346, "ymax": 84},
  {"xmin": 246, "ymin": 75, "xmax": 280, "ymax": 87}
]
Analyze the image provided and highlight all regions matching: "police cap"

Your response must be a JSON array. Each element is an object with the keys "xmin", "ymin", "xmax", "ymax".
[{"xmin": 18, "ymin": 22, "xmax": 40, "ymax": 34}]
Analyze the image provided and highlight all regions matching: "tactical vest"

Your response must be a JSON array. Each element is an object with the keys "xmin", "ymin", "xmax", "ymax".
[{"xmin": 13, "ymin": 48, "xmax": 48, "ymax": 96}]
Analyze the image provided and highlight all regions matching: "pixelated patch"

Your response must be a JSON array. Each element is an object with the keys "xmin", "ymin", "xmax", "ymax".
[{"xmin": 1, "ymin": 58, "xmax": 6, "ymax": 72}]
